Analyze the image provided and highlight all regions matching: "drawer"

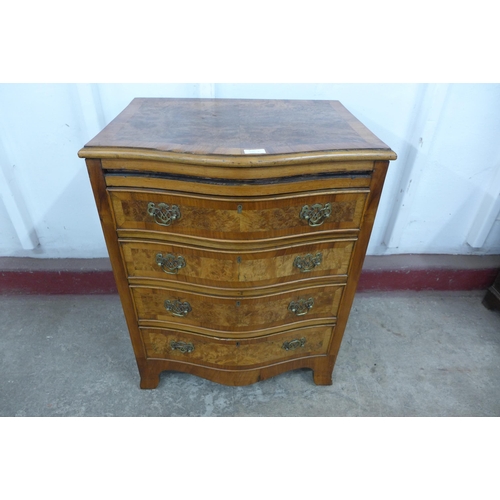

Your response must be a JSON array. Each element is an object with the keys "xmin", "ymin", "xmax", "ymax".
[
  {"xmin": 120, "ymin": 239, "xmax": 355, "ymax": 288},
  {"xmin": 131, "ymin": 283, "xmax": 344, "ymax": 335},
  {"xmin": 141, "ymin": 325, "xmax": 334, "ymax": 368},
  {"xmin": 108, "ymin": 188, "xmax": 368, "ymax": 240}
]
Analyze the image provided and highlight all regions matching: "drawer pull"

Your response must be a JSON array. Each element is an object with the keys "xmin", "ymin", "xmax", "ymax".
[
  {"xmin": 300, "ymin": 202, "xmax": 332, "ymax": 227},
  {"xmin": 170, "ymin": 341, "xmax": 194, "ymax": 353},
  {"xmin": 288, "ymin": 297, "xmax": 314, "ymax": 316},
  {"xmin": 282, "ymin": 337, "xmax": 306, "ymax": 351},
  {"xmin": 147, "ymin": 202, "xmax": 181, "ymax": 227},
  {"xmin": 164, "ymin": 299, "xmax": 192, "ymax": 317},
  {"xmin": 156, "ymin": 253, "xmax": 186, "ymax": 275},
  {"xmin": 293, "ymin": 252, "xmax": 323, "ymax": 272}
]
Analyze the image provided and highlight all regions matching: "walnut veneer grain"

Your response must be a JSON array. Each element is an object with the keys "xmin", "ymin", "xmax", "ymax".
[
  {"xmin": 142, "ymin": 324, "xmax": 334, "ymax": 368},
  {"xmin": 79, "ymin": 98, "xmax": 396, "ymax": 388},
  {"xmin": 83, "ymin": 98, "xmax": 394, "ymax": 158},
  {"xmin": 120, "ymin": 238, "xmax": 355, "ymax": 288},
  {"xmin": 108, "ymin": 188, "xmax": 368, "ymax": 238},
  {"xmin": 131, "ymin": 283, "xmax": 344, "ymax": 335}
]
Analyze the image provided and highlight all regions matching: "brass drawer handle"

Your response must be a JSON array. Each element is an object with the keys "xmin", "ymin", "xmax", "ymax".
[
  {"xmin": 293, "ymin": 252, "xmax": 323, "ymax": 272},
  {"xmin": 156, "ymin": 253, "xmax": 186, "ymax": 275},
  {"xmin": 164, "ymin": 299, "xmax": 192, "ymax": 317},
  {"xmin": 300, "ymin": 202, "xmax": 332, "ymax": 227},
  {"xmin": 147, "ymin": 202, "xmax": 181, "ymax": 227},
  {"xmin": 170, "ymin": 341, "xmax": 194, "ymax": 353},
  {"xmin": 282, "ymin": 337, "xmax": 306, "ymax": 351},
  {"xmin": 288, "ymin": 297, "xmax": 314, "ymax": 316}
]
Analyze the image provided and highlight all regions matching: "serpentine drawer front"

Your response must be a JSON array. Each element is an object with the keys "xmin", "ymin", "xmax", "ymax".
[
  {"xmin": 78, "ymin": 98, "xmax": 396, "ymax": 389},
  {"xmin": 108, "ymin": 188, "xmax": 368, "ymax": 239},
  {"xmin": 131, "ymin": 283, "xmax": 344, "ymax": 335},
  {"xmin": 119, "ymin": 238, "xmax": 356, "ymax": 288},
  {"xmin": 141, "ymin": 325, "xmax": 334, "ymax": 369}
]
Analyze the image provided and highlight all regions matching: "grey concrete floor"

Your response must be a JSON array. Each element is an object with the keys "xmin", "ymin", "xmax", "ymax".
[{"xmin": 1, "ymin": 291, "xmax": 499, "ymax": 417}]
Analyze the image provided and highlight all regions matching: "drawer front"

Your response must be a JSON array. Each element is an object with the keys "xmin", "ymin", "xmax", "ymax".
[
  {"xmin": 121, "ymin": 239, "xmax": 355, "ymax": 287},
  {"xmin": 131, "ymin": 284, "xmax": 344, "ymax": 334},
  {"xmin": 108, "ymin": 188, "xmax": 368, "ymax": 239},
  {"xmin": 142, "ymin": 325, "xmax": 334, "ymax": 368}
]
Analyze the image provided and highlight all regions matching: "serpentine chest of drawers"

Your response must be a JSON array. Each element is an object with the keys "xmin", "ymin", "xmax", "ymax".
[{"xmin": 78, "ymin": 98, "xmax": 396, "ymax": 389}]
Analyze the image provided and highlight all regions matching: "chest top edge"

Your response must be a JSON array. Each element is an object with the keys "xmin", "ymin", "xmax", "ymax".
[
  {"xmin": 78, "ymin": 98, "xmax": 397, "ymax": 163},
  {"xmin": 77, "ymin": 147, "xmax": 397, "ymax": 166}
]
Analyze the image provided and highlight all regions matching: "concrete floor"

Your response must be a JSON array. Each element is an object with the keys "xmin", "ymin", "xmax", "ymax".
[{"xmin": 1, "ymin": 290, "xmax": 499, "ymax": 417}]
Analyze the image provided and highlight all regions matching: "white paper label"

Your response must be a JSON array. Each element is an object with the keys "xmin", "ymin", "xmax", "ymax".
[{"xmin": 243, "ymin": 149, "xmax": 266, "ymax": 154}]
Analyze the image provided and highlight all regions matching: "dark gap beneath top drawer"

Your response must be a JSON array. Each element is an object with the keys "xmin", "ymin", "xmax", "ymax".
[{"xmin": 104, "ymin": 169, "xmax": 372, "ymax": 186}]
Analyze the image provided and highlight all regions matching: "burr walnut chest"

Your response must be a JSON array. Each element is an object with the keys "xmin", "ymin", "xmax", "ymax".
[{"xmin": 78, "ymin": 98, "xmax": 396, "ymax": 389}]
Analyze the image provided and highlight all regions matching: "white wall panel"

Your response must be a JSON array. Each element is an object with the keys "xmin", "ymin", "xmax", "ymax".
[
  {"xmin": 0, "ymin": 195, "xmax": 22, "ymax": 253},
  {"xmin": 395, "ymin": 84, "xmax": 500, "ymax": 254},
  {"xmin": 0, "ymin": 84, "xmax": 105, "ymax": 257},
  {"xmin": 95, "ymin": 84, "xmax": 202, "ymax": 128},
  {"xmin": 0, "ymin": 83, "xmax": 499, "ymax": 259}
]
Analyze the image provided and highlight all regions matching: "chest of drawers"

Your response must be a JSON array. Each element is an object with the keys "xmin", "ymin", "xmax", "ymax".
[{"xmin": 78, "ymin": 98, "xmax": 396, "ymax": 388}]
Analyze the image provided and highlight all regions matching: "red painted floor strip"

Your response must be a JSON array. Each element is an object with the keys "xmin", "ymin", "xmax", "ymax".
[
  {"xmin": 0, "ymin": 271, "xmax": 118, "ymax": 295},
  {"xmin": 0, "ymin": 268, "xmax": 498, "ymax": 294},
  {"xmin": 357, "ymin": 268, "xmax": 499, "ymax": 292}
]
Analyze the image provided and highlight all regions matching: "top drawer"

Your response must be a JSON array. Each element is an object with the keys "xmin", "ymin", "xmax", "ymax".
[{"xmin": 107, "ymin": 188, "xmax": 368, "ymax": 240}]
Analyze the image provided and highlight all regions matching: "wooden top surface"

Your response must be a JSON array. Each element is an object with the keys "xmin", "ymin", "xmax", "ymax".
[{"xmin": 79, "ymin": 98, "xmax": 396, "ymax": 163}]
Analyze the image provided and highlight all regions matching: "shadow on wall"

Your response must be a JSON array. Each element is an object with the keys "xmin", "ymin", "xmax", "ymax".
[
  {"xmin": 31, "ymin": 163, "xmax": 107, "ymax": 258},
  {"xmin": 400, "ymin": 162, "xmax": 500, "ymax": 255}
]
